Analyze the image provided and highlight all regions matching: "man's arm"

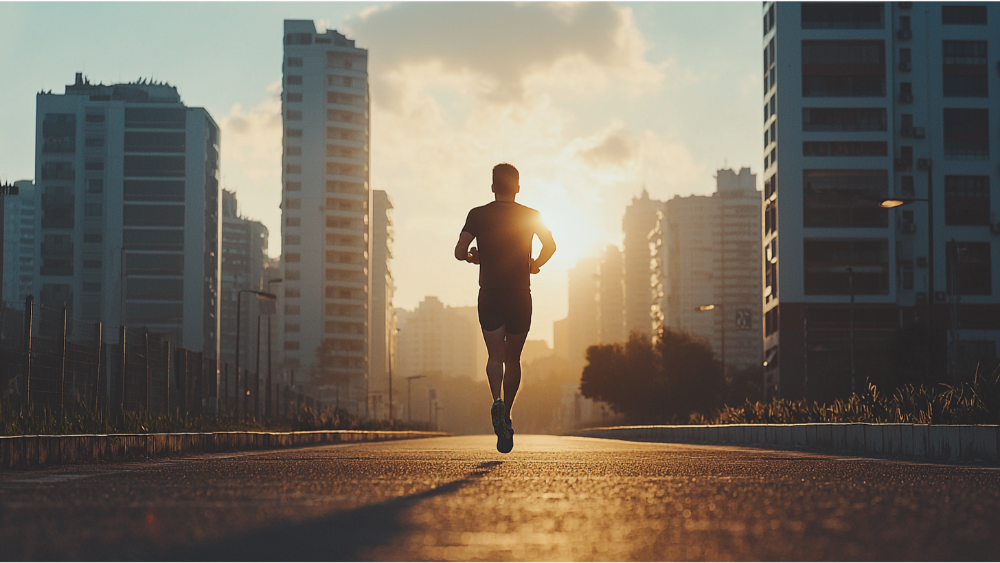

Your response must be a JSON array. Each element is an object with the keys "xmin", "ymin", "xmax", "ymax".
[
  {"xmin": 530, "ymin": 229, "xmax": 556, "ymax": 274},
  {"xmin": 454, "ymin": 231, "xmax": 479, "ymax": 263}
]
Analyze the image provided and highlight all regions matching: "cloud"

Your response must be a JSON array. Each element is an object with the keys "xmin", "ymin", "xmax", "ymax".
[
  {"xmin": 579, "ymin": 127, "xmax": 639, "ymax": 168},
  {"xmin": 344, "ymin": 2, "xmax": 663, "ymax": 107},
  {"xmin": 217, "ymin": 80, "xmax": 283, "ymax": 255}
]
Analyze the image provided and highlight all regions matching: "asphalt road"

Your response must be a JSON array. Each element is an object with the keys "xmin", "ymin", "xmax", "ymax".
[{"xmin": 2, "ymin": 435, "xmax": 999, "ymax": 561}]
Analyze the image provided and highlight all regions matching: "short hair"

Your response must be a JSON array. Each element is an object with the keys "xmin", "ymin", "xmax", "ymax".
[{"xmin": 492, "ymin": 163, "xmax": 519, "ymax": 195}]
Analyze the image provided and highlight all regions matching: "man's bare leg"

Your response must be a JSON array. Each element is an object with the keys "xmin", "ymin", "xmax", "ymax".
[
  {"xmin": 502, "ymin": 331, "xmax": 528, "ymax": 420},
  {"xmin": 482, "ymin": 326, "xmax": 506, "ymax": 401}
]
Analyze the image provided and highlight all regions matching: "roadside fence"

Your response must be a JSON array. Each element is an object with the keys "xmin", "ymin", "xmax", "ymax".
[{"xmin": 0, "ymin": 295, "xmax": 318, "ymax": 422}]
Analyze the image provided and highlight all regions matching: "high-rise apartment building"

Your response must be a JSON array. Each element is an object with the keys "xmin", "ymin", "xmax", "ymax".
[
  {"xmin": 220, "ymin": 189, "xmax": 269, "ymax": 367},
  {"xmin": 653, "ymin": 168, "xmax": 762, "ymax": 371},
  {"xmin": 598, "ymin": 245, "xmax": 626, "ymax": 344},
  {"xmin": 623, "ymin": 190, "xmax": 664, "ymax": 337},
  {"xmin": 2, "ymin": 181, "xmax": 36, "ymax": 302},
  {"xmin": 395, "ymin": 296, "xmax": 477, "ymax": 382},
  {"xmin": 281, "ymin": 21, "xmax": 371, "ymax": 407},
  {"xmin": 35, "ymin": 74, "xmax": 221, "ymax": 354},
  {"xmin": 566, "ymin": 257, "xmax": 601, "ymax": 375},
  {"xmin": 369, "ymin": 190, "xmax": 396, "ymax": 418},
  {"xmin": 762, "ymin": 2, "xmax": 999, "ymax": 398}
]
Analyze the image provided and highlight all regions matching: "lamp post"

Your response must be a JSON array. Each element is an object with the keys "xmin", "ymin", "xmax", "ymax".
[
  {"xmin": 406, "ymin": 375, "xmax": 426, "ymax": 422},
  {"xmin": 881, "ymin": 157, "xmax": 934, "ymax": 377},
  {"xmin": 389, "ymin": 327, "xmax": 400, "ymax": 424},
  {"xmin": 265, "ymin": 278, "xmax": 282, "ymax": 418},
  {"xmin": 695, "ymin": 304, "xmax": 725, "ymax": 381},
  {"xmin": 846, "ymin": 267, "xmax": 856, "ymax": 393},
  {"xmin": 235, "ymin": 289, "xmax": 277, "ymax": 418}
]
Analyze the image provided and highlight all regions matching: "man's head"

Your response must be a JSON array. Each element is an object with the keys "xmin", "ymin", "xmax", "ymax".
[{"xmin": 492, "ymin": 163, "xmax": 519, "ymax": 198}]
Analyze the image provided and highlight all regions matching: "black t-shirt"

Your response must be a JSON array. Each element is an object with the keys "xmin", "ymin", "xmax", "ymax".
[{"xmin": 461, "ymin": 201, "xmax": 548, "ymax": 290}]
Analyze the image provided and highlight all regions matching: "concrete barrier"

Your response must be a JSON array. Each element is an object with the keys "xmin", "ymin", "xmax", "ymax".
[
  {"xmin": 0, "ymin": 430, "xmax": 449, "ymax": 470},
  {"xmin": 575, "ymin": 423, "xmax": 1000, "ymax": 462}
]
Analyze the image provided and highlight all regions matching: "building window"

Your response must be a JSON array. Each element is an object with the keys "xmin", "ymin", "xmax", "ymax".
[
  {"xmin": 284, "ymin": 340, "xmax": 300, "ymax": 350},
  {"xmin": 286, "ymin": 253, "xmax": 301, "ymax": 262},
  {"xmin": 287, "ymin": 75, "xmax": 303, "ymax": 85},
  {"xmin": 287, "ymin": 57, "xmax": 303, "ymax": 67},
  {"xmin": 943, "ymin": 108, "xmax": 989, "ymax": 159},
  {"xmin": 41, "ymin": 161, "xmax": 75, "ymax": 181},
  {"xmin": 803, "ymin": 141, "xmax": 887, "ymax": 157},
  {"xmin": 125, "ymin": 253, "xmax": 183, "ymax": 276},
  {"xmin": 84, "ymin": 137, "xmax": 103, "ymax": 148},
  {"xmin": 123, "ymin": 229, "xmax": 184, "ymax": 251},
  {"xmin": 124, "ymin": 180, "xmax": 184, "ymax": 202},
  {"xmin": 123, "ymin": 204, "xmax": 184, "ymax": 227},
  {"xmin": 126, "ymin": 278, "xmax": 183, "ymax": 301},
  {"xmin": 285, "ymin": 287, "xmax": 301, "ymax": 298},
  {"xmin": 287, "ymin": 110, "xmax": 302, "ymax": 121},
  {"xmin": 899, "ymin": 81, "xmax": 913, "ymax": 103},
  {"xmin": 85, "ymin": 113, "xmax": 105, "ymax": 123},
  {"xmin": 84, "ymin": 203, "xmax": 102, "ymax": 217},
  {"xmin": 124, "ymin": 155, "xmax": 185, "ymax": 177},
  {"xmin": 285, "ymin": 235, "xmax": 301, "ymax": 245},
  {"xmin": 285, "ymin": 181, "xmax": 301, "ymax": 191},
  {"xmin": 285, "ymin": 305, "xmax": 300, "ymax": 315},
  {"xmin": 287, "ymin": 92, "xmax": 303, "ymax": 103},
  {"xmin": 803, "ymin": 170, "xmax": 889, "ymax": 228},
  {"xmin": 802, "ymin": 40, "xmax": 886, "ymax": 97},
  {"xmin": 286, "ymin": 128, "xmax": 302, "ymax": 138},
  {"xmin": 42, "ymin": 114, "xmax": 76, "ymax": 154},
  {"xmin": 286, "ymin": 163, "xmax": 301, "ymax": 174},
  {"xmin": 943, "ymin": 41, "xmax": 988, "ymax": 97},
  {"xmin": 286, "ymin": 269, "xmax": 301, "ymax": 280},
  {"xmin": 804, "ymin": 238, "xmax": 889, "ymax": 295},
  {"xmin": 85, "ymin": 159, "xmax": 104, "ymax": 171},
  {"xmin": 285, "ymin": 323, "xmax": 301, "ymax": 333},
  {"xmin": 802, "ymin": 108, "xmax": 888, "ymax": 132},
  {"xmin": 327, "ymin": 92, "xmax": 365, "ymax": 106},
  {"xmin": 286, "ymin": 145, "xmax": 302, "ymax": 156},
  {"xmin": 801, "ymin": 2, "xmax": 884, "ymax": 29},
  {"xmin": 41, "ymin": 187, "xmax": 74, "ymax": 229},
  {"xmin": 942, "ymin": 5, "xmax": 987, "ymax": 24},
  {"xmin": 124, "ymin": 107, "xmax": 185, "ymax": 129},
  {"xmin": 947, "ymin": 242, "xmax": 992, "ymax": 295},
  {"xmin": 286, "ymin": 216, "xmax": 301, "ymax": 227},
  {"xmin": 124, "ymin": 131, "xmax": 186, "ymax": 153},
  {"xmin": 944, "ymin": 176, "xmax": 990, "ymax": 225}
]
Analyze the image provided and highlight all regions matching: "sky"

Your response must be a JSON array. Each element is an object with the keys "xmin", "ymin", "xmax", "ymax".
[{"xmin": 0, "ymin": 1, "xmax": 762, "ymax": 346}]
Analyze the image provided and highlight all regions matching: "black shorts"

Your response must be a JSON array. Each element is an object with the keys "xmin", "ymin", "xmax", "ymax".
[{"xmin": 478, "ymin": 289, "xmax": 532, "ymax": 335}]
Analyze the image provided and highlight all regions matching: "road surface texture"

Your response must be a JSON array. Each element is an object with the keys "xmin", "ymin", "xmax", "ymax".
[{"xmin": 2, "ymin": 435, "xmax": 999, "ymax": 561}]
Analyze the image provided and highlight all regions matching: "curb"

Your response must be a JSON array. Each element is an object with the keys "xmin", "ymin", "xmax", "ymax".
[
  {"xmin": 574, "ymin": 424, "xmax": 1000, "ymax": 462},
  {"xmin": 0, "ymin": 430, "xmax": 450, "ymax": 470}
]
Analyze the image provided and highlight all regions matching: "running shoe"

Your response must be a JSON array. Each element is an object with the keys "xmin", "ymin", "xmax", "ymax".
[
  {"xmin": 491, "ymin": 399, "xmax": 510, "ymax": 440},
  {"xmin": 498, "ymin": 419, "xmax": 514, "ymax": 454}
]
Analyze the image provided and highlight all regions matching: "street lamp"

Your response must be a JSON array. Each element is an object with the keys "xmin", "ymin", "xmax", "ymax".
[
  {"xmin": 695, "ymin": 303, "xmax": 725, "ymax": 380},
  {"xmin": 265, "ymin": 278, "xmax": 282, "ymax": 418},
  {"xmin": 406, "ymin": 375, "xmax": 426, "ymax": 422},
  {"xmin": 880, "ymin": 157, "xmax": 935, "ymax": 377},
  {"xmin": 235, "ymin": 289, "xmax": 277, "ymax": 418},
  {"xmin": 389, "ymin": 327, "xmax": 400, "ymax": 424}
]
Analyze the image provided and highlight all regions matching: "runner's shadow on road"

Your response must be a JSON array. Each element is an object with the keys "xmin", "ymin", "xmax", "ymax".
[{"xmin": 162, "ymin": 461, "xmax": 503, "ymax": 562}]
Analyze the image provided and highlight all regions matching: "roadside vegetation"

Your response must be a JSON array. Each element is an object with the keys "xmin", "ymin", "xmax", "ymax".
[
  {"xmin": 581, "ymin": 329, "xmax": 1000, "ymax": 426},
  {"xmin": 0, "ymin": 406, "xmax": 430, "ymax": 436}
]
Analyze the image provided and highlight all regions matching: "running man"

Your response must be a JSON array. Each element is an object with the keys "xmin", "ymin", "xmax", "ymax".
[{"xmin": 454, "ymin": 163, "xmax": 556, "ymax": 453}]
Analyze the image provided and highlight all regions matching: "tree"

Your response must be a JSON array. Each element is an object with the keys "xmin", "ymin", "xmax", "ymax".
[{"xmin": 580, "ymin": 328, "xmax": 724, "ymax": 423}]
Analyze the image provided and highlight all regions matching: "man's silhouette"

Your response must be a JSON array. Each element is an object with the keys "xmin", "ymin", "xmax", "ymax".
[{"xmin": 455, "ymin": 163, "xmax": 556, "ymax": 453}]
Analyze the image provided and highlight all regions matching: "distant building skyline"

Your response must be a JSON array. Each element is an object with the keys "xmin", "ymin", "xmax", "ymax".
[
  {"xmin": 33, "ymin": 74, "xmax": 221, "ymax": 354},
  {"xmin": 653, "ymin": 167, "xmax": 762, "ymax": 371},
  {"xmin": 2, "ymin": 181, "xmax": 36, "ymax": 303},
  {"xmin": 220, "ymin": 188, "xmax": 269, "ymax": 368},
  {"xmin": 280, "ymin": 20, "xmax": 371, "ymax": 411}
]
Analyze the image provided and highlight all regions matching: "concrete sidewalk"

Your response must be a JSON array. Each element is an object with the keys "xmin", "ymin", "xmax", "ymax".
[
  {"xmin": 576, "ymin": 423, "xmax": 1000, "ymax": 462},
  {"xmin": 0, "ymin": 430, "xmax": 449, "ymax": 469}
]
